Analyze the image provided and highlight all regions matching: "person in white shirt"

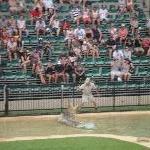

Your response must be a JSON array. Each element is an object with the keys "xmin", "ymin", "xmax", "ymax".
[
  {"xmin": 123, "ymin": 47, "xmax": 132, "ymax": 60},
  {"xmin": 113, "ymin": 48, "xmax": 124, "ymax": 60},
  {"xmin": 74, "ymin": 26, "xmax": 85, "ymax": 42},
  {"xmin": 35, "ymin": 18, "xmax": 46, "ymax": 37},
  {"xmin": 7, "ymin": 38, "xmax": 17, "ymax": 62},
  {"xmin": 42, "ymin": 0, "xmax": 54, "ymax": 10},
  {"xmin": 78, "ymin": 78, "xmax": 98, "ymax": 110},
  {"xmin": 17, "ymin": 15, "xmax": 28, "ymax": 37},
  {"xmin": 99, "ymin": 5, "xmax": 109, "ymax": 21},
  {"xmin": 50, "ymin": 18, "xmax": 60, "ymax": 36}
]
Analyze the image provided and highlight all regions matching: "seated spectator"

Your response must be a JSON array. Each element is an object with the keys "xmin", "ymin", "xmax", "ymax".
[
  {"xmin": 74, "ymin": 63, "xmax": 86, "ymax": 84},
  {"xmin": 133, "ymin": 36, "xmax": 144, "ymax": 56},
  {"xmin": 42, "ymin": 0, "xmax": 54, "ymax": 12},
  {"xmin": 92, "ymin": 25, "xmax": 102, "ymax": 43},
  {"xmin": 121, "ymin": 59, "xmax": 132, "ymax": 81},
  {"xmin": 30, "ymin": 7, "xmax": 42, "ymax": 25},
  {"xmin": 35, "ymin": 61, "xmax": 46, "ymax": 84},
  {"xmin": 118, "ymin": 24, "xmax": 128, "ymax": 44},
  {"xmin": 130, "ymin": 17, "xmax": 139, "ymax": 35},
  {"xmin": 82, "ymin": 40, "xmax": 90, "ymax": 57},
  {"xmin": 141, "ymin": 38, "xmax": 150, "ymax": 55},
  {"xmin": 126, "ymin": 0, "xmax": 134, "ymax": 12},
  {"xmin": 70, "ymin": 6, "xmax": 81, "ymax": 25},
  {"xmin": 113, "ymin": 48, "xmax": 124, "ymax": 60},
  {"xmin": 61, "ymin": 18, "xmax": 71, "ymax": 36},
  {"xmin": 82, "ymin": 7, "xmax": 91, "ymax": 25},
  {"xmin": 146, "ymin": 18, "xmax": 150, "ymax": 35},
  {"xmin": 109, "ymin": 24, "xmax": 118, "ymax": 40},
  {"xmin": 34, "ymin": 0, "xmax": 43, "ymax": 12},
  {"xmin": 74, "ymin": 26, "xmax": 86, "ymax": 45},
  {"xmin": 30, "ymin": 48, "xmax": 41, "ymax": 75},
  {"xmin": 111, "ymin": 59, "xmax": 122, "ymax": 81},
  {"xmin": 68, "ymin": 51, "xmax": 78, "ymax": 64},
  {"xmin": 54, "ymin": 61, "xmax": 66, "ymax": 83},
  {"xmin": 89, "ymin": 44, "xmax": 99, "ymax": 61},
  {"xmin": 40, "ymin": 41, "xmax": 52, "ymax": 59},
  {"xmin": 106, "ymin": 37, "xmax": 117, "ymax": 59},
  {"xmin": 99, "ymin": 5, "xmax": 109, "ymax": 22},
  {"xmin": 65, "ymin": 27, "xmax": 74, "ymax": 48},
  {"xmin": 9, "ymin": 0, "xmax": 24, "ymax": 14},
  {"xmin": 72, "ymin": 46, "xmax": 82, "ymax": 58},
  {"xmin": 91, "ymin": 7, "xmax": 99, "ymax": 25},
  {"xmin": 17, "ymin": 15, "xmax": 28, "ymax": 38},
  {"xmin": 65, "ymin": 59, "xmax": 76, "ymax": 83},
  {"xmin": 7, "ymin": 37, "xmax": 17, "ymax": 62},
  {"xmin": 35, "ymin": 18, "xmax": 46, "ymax": 37},
  {"xmin": 118, "ymin": 0, "xmax": 126, "ymax": 14},
  {"xmin": 50, "ymin": 18, "xmax": 60, "ymax": 36},
  {"xmin": 45, "ymin": 61, "xmax": 55, "ymax": 83},
  {"xmin": 85, "ymin": 27, "xmax": 93, "ymax": 41},
  {"xmin": 20, "ymin": 49, "xmax": 31, "ymax": 73},
  {"xmin": 123, "ymin": 46, "xmax": 132, "ymax": 60}
]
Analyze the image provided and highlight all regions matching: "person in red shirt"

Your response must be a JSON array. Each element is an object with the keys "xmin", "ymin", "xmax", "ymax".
[
  {"xmin": 61, "ymin": 18, "xmax": 71, "ymax": 35},
  {"xmin": 30, "ymin": 7, "xmax": 42, "ymax": 25},
  {"xmin": 142, "ymin": 38, "xmax": 150, "ymax": 55},
  {"xmin": 118, "ymin": 24, "xmax": 128, "ymax": 44}
]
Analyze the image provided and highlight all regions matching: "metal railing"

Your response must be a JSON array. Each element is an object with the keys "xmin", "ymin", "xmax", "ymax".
[{"xmin": 0, "ymin": 80, "xmax": 150, "ymax": 116}]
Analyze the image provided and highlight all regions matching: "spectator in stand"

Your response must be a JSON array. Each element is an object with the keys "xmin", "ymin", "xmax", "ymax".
[
  {"xmin": 85, "ymin": 27, "xmax": 93, "ymax": 41},
  {"xmin": 61, "ymin": 18, "xmax": 71, "ymax": 36},
  {"xmin": 91, "ymin": 7, "xmax": 99, "ymax": 25},
  {"xmin": 106, "ymin": 37, "xmax": 117, "ymax": 59},
  {"xmin": 113, "ymin": 48, "xmax": 124, "ymax": 60},
  {"xmin": 126, "ymin": 0, "xmax": 134, "ymax": 13},
  {"xmin": 30, "ymin": 7, "xmax": 42, "ymax": 25},
  {"xmin": 30, "ymin": 48, "xmax": 41, "ymax": 76},
  {"xmin": 99, "ymin": 5, "xmax": 109, "ymax": 22},
  {"xmin": 118, "ymin": 0, "xmax": 126, "ymax": 14},
  {"xmin": 50, "ymin": 18, "xmax": 60, "ymax": 36},
  {"xmin": 92, "ymin": 25, "xmax": 102, "ymax": 44},
  {"xmin": 89, "ymin": 44, "xmax": 99, "ymax": 61},
  {"xmin": 146, "ymin": 18, "xmax": 150, "ymax": 35},
  {"xmin": 130, "ymin": 17, "xmax": 139, "ymax": 35},
  {"xmin": 133, "ymin": 35, "xmax": 144, "ymax": 56},
  {"xmin": 17, "ymin": 15, "xmax": 28, "ymax": 38},
  {"xmin": 42, "ymin": 0, "xmax": 54, "ymax": 12},
  {"xmin": 9, "ymin": 0, "xmax": 25, "ymax": 14},
  {"xmin": 35, "ymin": 61, "xmax": 46, "ymax": 84},
  {"xmin": 141, "ymin": 38, "xmax": 150, "ymax": 55},
  {"xmin": 74, "ymin": 26, "xmax": 86, "ymax": 45},
  {"xmin": 82, "ymin": 7, "xmax": 91, "ymax": 25},
  {"xmin": 20, "ymin": 49, "xmax": 31, "ymax": 73},
  {"xmin": 111, "ymin": 59, "xmax": 122, "ymax": 81},
  {"xmin": 54, "ymin": 60, "xmax": 66, "ymax": 83},
  {"xmin": 74, "ymin": 63, "xmax": 86, "ymax": 84},
  {"xmin": 118, "ymin": 24, "xmax": 128, "ymax": 44},
  {"xmin": 123, "ymin": 46, "xmax": 132, "ymax": 60},
  {"xmin": 7, "ymin": 37, "xmax": 17, "ymax": 62},
  {"xmin": 70, "ymin": 6, "xmax": 81, "ymax": 25},
  {"xmin": 65, "ymin": 59, "xmax": 76, "ymax": 83},
  {"xmin": 68, "ymin": 51, "xmax": 78, "ymax": 64},
  {"xmin": 34, "ymin": 0, "xmax": 43, "ymax": 12},
  {"xmin": 35, "ymin": 17, "xmax": 46, "ymax": 37},
  {"xmin": 45, "ymin": 61, "xmax": 55, "ymax": 83},
  {"xmin": 109, "ymin": 24, "xmax": 118, "ymax": 40},
  {"xmin": 121, "ymin": 59, "xmax": 132, "ymax": 81},
  {"xmin": 72, "ymin": 46, "xmax": 82, "ymax": 58},
  {"xmin": 65, "ymin": 27, "xmax": 74, "ymax": 48}
]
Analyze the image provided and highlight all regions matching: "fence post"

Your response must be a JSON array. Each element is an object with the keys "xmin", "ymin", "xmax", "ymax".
[
  {"xmin": 113, "ymin": 82, "xmax": 116, "ymax": 111},
  {"xmin": 61, "ymin": 84, "xmax": 64, "ymax": 113},
  {"xmin": 138, "ymin": 81, "xmax": 141, "ymax": 106},
  {"xmin": 3, "ymin": 85, "xmax": 9, "ymax": 116}
]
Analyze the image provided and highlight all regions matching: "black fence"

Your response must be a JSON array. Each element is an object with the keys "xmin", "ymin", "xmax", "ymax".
[{"xmin": 0, "ymin": 80, "xmax": 150, "ymax": 116}]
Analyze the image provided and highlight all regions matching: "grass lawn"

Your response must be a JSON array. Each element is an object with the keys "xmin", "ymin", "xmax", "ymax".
[{"xmin": 0, "ymin": 137, "xmax": 149, "ymax": 150}]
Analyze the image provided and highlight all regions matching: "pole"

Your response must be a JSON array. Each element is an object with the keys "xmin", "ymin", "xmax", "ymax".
[
  {"xmin": 4, "ymin": 85, "xmax": 8, "ymax": 116},
  {"xmin": 61, "ymin": 84, "xmax": 64, "ymax": 113}
]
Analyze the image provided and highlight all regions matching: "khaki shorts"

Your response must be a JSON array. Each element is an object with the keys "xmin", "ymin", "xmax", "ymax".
[{"xmin": 82, "ymin": 94, "xmax": 94, "ymax": 103}]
